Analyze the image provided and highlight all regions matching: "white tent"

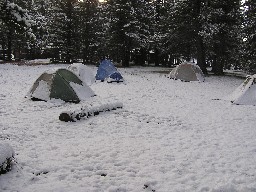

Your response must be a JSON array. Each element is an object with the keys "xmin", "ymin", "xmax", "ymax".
[
  {"xmin": 67, "ymin": 63, "xmax": 95, "ymax": 86},
  {"xmin": 169, "ymin": 62, "xmax": 205, "ymax": 82},
  {"xmin": 227, "ymin": 74, "xmax": 256, "ymax": 105}
]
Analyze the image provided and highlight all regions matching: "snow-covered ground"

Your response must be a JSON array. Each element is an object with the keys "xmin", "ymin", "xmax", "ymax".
[{"xmin": 0, "ymin": 63, "xmax": 256, "ymax": 192}]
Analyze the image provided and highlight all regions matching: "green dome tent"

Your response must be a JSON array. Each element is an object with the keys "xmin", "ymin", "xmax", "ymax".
[{"xmin": 26, "ymin": 68, "xmax": 95, "ymax": 103}]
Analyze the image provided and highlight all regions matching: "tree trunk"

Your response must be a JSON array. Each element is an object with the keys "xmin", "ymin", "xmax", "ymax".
[
  {"xmin": 196, "ymin": 35, "xmax": 208, "ymax": 74},
  {"xmin": 193, "ymin": 0, "xmax": 207, "ymax": 74},
  {"xmin": 168, "ymin": 55, "xmax": 174, "ymax": 67},
  {"xmin": 122, "ymin": 49, "xmax": 130, "ymax": 67},
  {"xmin": 7, "ymin": 29, "xmax": 12, "ymax": 61},
  {"xmin": 154, "ymin": 47, "xmax": 159, "ymax": 66},
  {"xmin": 1, "ymin": 41, "xmax": 6, "ymax": 61},
  {"xmin": 122, "ymin": 39, "xmax": 130, "ymax": 67},
  {"xmin": 212, "ymin": 31, "xmax": 225, "ymax": 75},
  {"xmin": 138, "ymin": 48, "xmax": 146, "ymax": 66},
  {"xmin": 211, "ymin": 55, "xmax": 224, "ymax": 75}
]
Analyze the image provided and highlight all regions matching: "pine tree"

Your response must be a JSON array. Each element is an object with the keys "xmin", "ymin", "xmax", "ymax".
[
  {"xmin": 26, "ymin": 0, "xmax": 51, "ymax": 59},
  {"xmin": 105, "ymin": 0, "xmax": 133, "ymax": 67},
  {"xmin": 204, "ymin": 0, "xmax": 241, "ymax": 75},
  {"xmin": 48, "ymin": 0, "xmax": 79, "ymax": 63},
  {"xmin": 0, "ymin": 0, "xmax": 35, "ymax": 61},
  {"xmin": 128, "ymin": 0, "xmax": 151, "ymax": 66},
  {"xmin": 243, "ymin": 0, "xmax": 256, "ymax": 72},
  {"xmin": 163, "ymin": 1, "xmax": 208, "ymax": 72},
  {"xmin": 78, "ymin": 0, "xmax": 99, "ymax": 64},
  {"xmin": 105, "ymin": 0, "xmax": 152, "ymax": 67},
  {"xmin": 158, "ymin": 0, "xmax": 178, "ymax": 66},
  {"xmin": 96, "ymin": 1, "xmax": 111, "ymax": 61}
]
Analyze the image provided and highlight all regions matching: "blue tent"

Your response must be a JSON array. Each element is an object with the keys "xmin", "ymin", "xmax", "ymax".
[{"xmin": 95, "ymin": 60, "xmax": 123, "ymax": 82}]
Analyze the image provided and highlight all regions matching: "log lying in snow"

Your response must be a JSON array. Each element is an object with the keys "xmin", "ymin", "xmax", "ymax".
[
  {"xmin": 0, "ymin": 143, "xmax": 15, "ymax": 175},
  {"xmin": 59, "ymin": 101, "xmax": 123, "ymax": 122}
]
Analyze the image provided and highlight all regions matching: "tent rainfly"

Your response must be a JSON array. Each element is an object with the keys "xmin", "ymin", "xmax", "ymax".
[
  {"xmin": 95, "ymin": 60, "xmax": 123, "ymax": 82},
  {"xmin": 169, "ymin": 62, "xmax": 205, "ymax": 82},
  {"xmin": 26, "ymin": 68, "xmax": 96, "ymax": 103},
  {"xmin": 227, "ymin": 74, "xmax": 256, "ymax": 105}
]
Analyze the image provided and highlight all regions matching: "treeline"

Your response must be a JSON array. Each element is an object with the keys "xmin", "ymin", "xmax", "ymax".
[{"xmin": 0, "ymin": 0, "xmax": 255, "ymax": 74}]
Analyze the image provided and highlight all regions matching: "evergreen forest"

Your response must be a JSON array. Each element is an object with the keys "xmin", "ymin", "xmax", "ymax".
[{"xmin": 0, "ymin": 0, "xmax": 255, "ymax": 74}]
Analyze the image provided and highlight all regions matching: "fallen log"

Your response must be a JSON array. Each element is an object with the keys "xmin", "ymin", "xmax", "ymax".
[{"xmin": 59, "ymin": 101, "xmax": 123, "ymax": 122}]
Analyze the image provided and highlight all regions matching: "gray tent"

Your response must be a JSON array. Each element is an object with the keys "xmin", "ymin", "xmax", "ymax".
[
  {"xmin": 169, "ymin": 62, "xmax": 205, "ymax": 82},
  {"xmin": 26, "ymin": 68, "xmax": 95, "ymax": 103}
]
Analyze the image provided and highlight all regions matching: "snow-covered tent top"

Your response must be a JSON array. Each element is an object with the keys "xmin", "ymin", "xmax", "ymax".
[
  {"xmin": 169, "ymin": 62, "xmax": 205, "ymax": 82},
  {"xmin": 67, "ymin": 63, "xmax": 95, "ymax": 86},
  {"xmin": 95, "ymin": 60, "xmax": 123, "ymax": 82},
  {"xmin": 26, "ymin": 68, "xmax": 96, "ymax": 103},
  {"xmin": 227, "ymin": 74, "xmax": 256, "ymax": 105}
]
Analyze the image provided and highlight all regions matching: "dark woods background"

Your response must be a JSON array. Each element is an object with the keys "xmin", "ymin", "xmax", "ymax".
[{"xmin": 0, "ymin": 0, "xmax": 255, "ymax": 75}]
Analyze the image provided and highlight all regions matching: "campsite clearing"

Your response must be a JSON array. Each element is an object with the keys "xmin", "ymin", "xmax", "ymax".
[{"xmin": 1, "ymin": 64, "xmax": 256, "ymax": 192}]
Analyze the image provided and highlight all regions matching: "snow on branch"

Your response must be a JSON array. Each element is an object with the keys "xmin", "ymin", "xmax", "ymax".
[{"xmin": 3, "ymin": 1, "xmax": 36, "ymax": 39}]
